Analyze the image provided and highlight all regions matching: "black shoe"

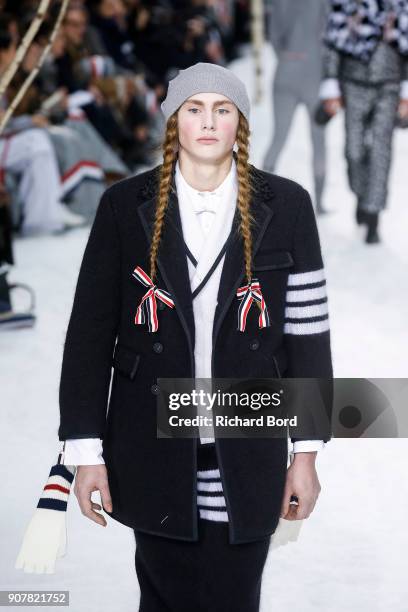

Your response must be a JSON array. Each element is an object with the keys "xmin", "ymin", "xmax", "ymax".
[
  {"xmin": 366, "ymin": 227, "xmax": 380, "ymax": 243},
  {"xmin": 0, "ymin": 309, "xmax": 36, "ymax": 330},
  {"xmin": 365, "ymin": 212, "xmax": 380, "ymax": 244},
  {"xmin": 0, "ymin": 279, "xmax": 37, "ymax": 330},
  {"xmin": 356, "ymin": 200, "xmax": 368, "ymax": 225},
  {"xmin": 356, "ymin": 208, "xmax": 368, "ymax": 225}
]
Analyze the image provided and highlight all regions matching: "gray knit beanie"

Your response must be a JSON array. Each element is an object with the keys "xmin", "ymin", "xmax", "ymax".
[{"xmin": 160, "ymin": 62, "xmax": 250, "ymax": 123}]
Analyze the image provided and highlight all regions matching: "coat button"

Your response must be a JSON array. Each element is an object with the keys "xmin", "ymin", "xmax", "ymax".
[
  {"xmin": 249, "ymin": 338, "xmax": 260, "ymax": 350},
  {"xmin": 151, "ymin": 383, "xmax": 160, "ymax": 395},
  {"xmin": 153, "ymin": 342, "xmax": 163, "ymax": 353}
]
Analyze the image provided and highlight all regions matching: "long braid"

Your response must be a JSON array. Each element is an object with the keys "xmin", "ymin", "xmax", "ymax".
[
  {"xmin": 150, "ymin": 111, "xmax": 256, "ymax": 298},
  {"xmin": 235, "ymin": 113, "xmax": 259, "ymax": 305},
  {"xmin": 149, "ymin": 114, "xmax": 178, "ymax": 282},
  {"xmin": 237, "ymin": 113, "xmax": 262, "ymax": 310}
]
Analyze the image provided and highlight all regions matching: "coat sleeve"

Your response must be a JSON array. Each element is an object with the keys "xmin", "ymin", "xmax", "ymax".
[
  {"xmin": 322, "ymin": 42, "xmax": 341, "ymax": 80},
  {"xmin": 58, "ymin": 188, "xmax": 121, "ymax": 441},
  {"xmin": 321, "ymin": 0, "xmax": 343, "ymax": 80},
  {"xmin": 283, "ymin": 187, "xmax": 333, "ymax": 444},
  {"xmin": 400, "ymin": 54, "xmax": 408, "ymax": 98},
  {"xmin": 319, "ymin": 6, "xmax": 342, "ymax": 100}
]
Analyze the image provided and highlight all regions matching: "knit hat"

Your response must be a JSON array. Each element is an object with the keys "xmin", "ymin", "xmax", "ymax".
[{"xmin": 160, "ymin": 62, "xmax": 250, "ymax": 123}]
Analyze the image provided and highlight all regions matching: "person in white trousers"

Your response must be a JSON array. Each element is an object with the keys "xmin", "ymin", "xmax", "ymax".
[{"xmin": 0, "ymin": 125, "xmax": 85, "ymax": 236}]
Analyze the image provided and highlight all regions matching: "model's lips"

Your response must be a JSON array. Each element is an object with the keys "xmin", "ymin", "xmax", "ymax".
[{"xmin": 197, "ymin": 138, "xmax": 219, "ymax": 143}]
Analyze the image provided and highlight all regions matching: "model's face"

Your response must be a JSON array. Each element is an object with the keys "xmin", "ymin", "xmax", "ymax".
[{"xmin": 177, "ymin": 93, "xmax": 239, "ymax": 162}]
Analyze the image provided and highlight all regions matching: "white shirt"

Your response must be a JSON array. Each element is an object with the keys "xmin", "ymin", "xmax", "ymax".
[
  {"xmin": 176, "ymin": 155, "xmax": 237, "ymax": 444},
  {"xmin": 62, "ymin": 157, "xmax": 324, "ymax": 465}
]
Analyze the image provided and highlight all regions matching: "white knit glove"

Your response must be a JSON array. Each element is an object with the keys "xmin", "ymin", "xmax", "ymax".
[
  {"xmin": 15, "ymin": 508, "xmax": 68, "ymax": 574},
  {"xmin": 15, "ymin": 462, "xmax": 76, "ymax": 574},
  {"xmin": 270, "ymin": 517, "xmax": 303, "ymax": 551}
]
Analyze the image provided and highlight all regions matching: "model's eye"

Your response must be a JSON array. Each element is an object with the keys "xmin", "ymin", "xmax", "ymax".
[{"xmin": 187, "ymin": 108, "xmax": 230, "ymax": 114}]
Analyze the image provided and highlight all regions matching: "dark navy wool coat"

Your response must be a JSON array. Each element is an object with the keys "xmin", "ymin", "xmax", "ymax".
[{"xmin": 58, "ymin": 159, "xmax": 333, "ymax": 544}]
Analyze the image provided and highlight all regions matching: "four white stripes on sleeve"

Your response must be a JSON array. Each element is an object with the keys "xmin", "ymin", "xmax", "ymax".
[{"xmin": 284, "ymin": 267, "xmax": 330, "ymax": 335}]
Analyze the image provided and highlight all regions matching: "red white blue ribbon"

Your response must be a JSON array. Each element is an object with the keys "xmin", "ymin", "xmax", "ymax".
[
  {"xmin": 132, "ymin": 266, "xmax": 175, "ymax": 332},
  {"xmin": 236, "ymin": 278, "xmax": 270, "ymax": 332}
]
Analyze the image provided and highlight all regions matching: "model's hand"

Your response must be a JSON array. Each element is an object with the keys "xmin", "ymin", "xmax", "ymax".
[
  {"xmin": 323, "ymin": 97, "xmax": 343, "ymax": 116},
  {"xmin": 280, "ymin": 452, "xmax": 321, "ymax": 520},
  {"xmin": 74, "ymin": 465, "xmax": 113, "ymax": 526},
  {"xmin": 398, "ymin": 99, "xmax": 408, "ymax": 120}
]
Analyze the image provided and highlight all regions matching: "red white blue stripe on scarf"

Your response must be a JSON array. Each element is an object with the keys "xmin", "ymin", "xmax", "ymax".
[
  {"xmin": 37, "ymin": 464, "xmax": 75, "ymax": 512},
  {"xmin": 236, "ymin": 278, "xmax": 270, "ymax": 332},
  {"xmin": 132, "ymin": 266, "xmax": 175, "ymax": 332}
]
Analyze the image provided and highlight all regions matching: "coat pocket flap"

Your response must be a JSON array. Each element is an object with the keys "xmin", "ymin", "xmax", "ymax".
[
  {"xmin": 112, "ymin": 343, "xmax": 141, "ymax": 380},
  {"xmin": 253, "ymin": 250, "xmax": 294, "ymax": 271}
]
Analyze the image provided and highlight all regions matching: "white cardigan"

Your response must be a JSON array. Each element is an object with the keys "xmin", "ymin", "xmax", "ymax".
[{"xmin": 63, "ymin": 157, "xmax": 324, "ymax": 465}]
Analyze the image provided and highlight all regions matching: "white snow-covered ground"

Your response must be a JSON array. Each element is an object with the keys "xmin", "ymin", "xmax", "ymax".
[{"xmin": 1, "ymin": 44, "xmax": 407, "ymax": 611}]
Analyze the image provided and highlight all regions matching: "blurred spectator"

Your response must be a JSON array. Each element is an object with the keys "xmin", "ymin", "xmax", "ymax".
[
  {"xmin": 88, "ymin": 0, "xmax": 137, "ymax": 70},
  {"xmin": 319, "ymin": 0, "xmax": 408, "ymax": 244},
  {"xmin": 263, "ymin": 0, "xmax": 329, "ymax": 215},
  {"xmin": 0, "ymin": 18, "xmax": 86, "ymax": 236}
]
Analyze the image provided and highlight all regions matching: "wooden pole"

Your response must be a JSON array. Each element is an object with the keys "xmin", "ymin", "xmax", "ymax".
[
  {"xmin": 0, "ymin": 0, "xmax": 70, "ymax": 135},
  {"xmin": 0, "ymin": 0, "xmax": 51, "ymax": 100},
  {"xmin": 250, "ymin": 0, "xmax": 265, "ymax": 104}
]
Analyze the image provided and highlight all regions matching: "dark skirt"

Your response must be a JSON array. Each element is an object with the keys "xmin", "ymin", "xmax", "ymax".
[{"xmin": 134, "ymin": 444, "xmax": 271, "ymax": 612}]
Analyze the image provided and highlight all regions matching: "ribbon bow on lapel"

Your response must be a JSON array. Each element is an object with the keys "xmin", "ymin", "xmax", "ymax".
[
  {"xmin": 132, "ymin": 266, "xmax": 175, "ymax": 332},
  {"xmin": 236, "ymin": 278, "xmax": 271, "ymax": 332}
]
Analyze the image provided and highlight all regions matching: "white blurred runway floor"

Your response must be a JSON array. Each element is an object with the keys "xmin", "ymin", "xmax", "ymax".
[{"xmin": 1, "ymin": 45, "xmax": 407, "ymax": 611}]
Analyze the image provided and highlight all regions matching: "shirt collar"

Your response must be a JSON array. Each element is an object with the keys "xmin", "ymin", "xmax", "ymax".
[{"xmin": 175, "ymin": 156, "xmax": 237, "ymax": 203}]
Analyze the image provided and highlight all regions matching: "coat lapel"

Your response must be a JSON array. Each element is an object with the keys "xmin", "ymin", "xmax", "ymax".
[
  {"xmin": 137, "ymin": 161, "xmax": 276, "ymax": 353},
  {"xmin": 137, "ymin": 169, "xmax": 196, "ymax": 351}
]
